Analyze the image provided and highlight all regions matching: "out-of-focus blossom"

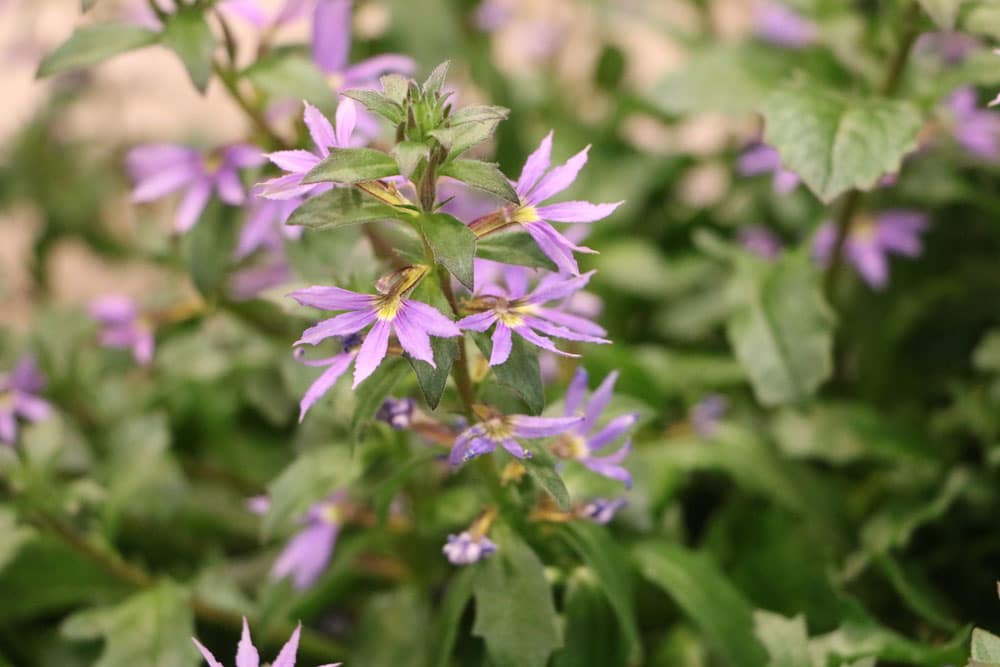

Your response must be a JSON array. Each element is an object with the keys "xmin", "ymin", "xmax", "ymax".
[
  {"xmin": 0, "ymin": 356, "xmax": 51, "ymax": 445},
  {"xmin": 377, "ymin": 397, "xmax": 415, "ymax": 430},
  {"xmin": 814, "ymin": 210, "xmax": 929, "ymax": 290},
  {"xmin": 216, "ymin": 0, "xmax": 312, "ymax": 30},
  {"xmin": 458, "ymin": 269, "xmax": 609, "ymax": 366},
  {"xmin": 193, "ymin": 616, "xmax": 341, "ymax": 667},
  {"xmin": 915, "ymin": 31, "xmax": 980, "ymax": 66},
  {"xmin": 470, "ymin": 131, "xmax": 623, "ymax": 275},
  {"xmin": 270, "ymin": 493, "xmax": 347, "ymax": 590},
  {"xmin": 449, "ymin": 410, "xmax": 582, "ymax": 466},
  {"xmin": 738, "ymin": 143, "xmax": 800, "ymax": 194},
  {"xmin": 474, "ymin": 0, "xmax": 513, "ymax": 32},
  {"xmin": 438, "ymin": 178, "xmax": 502, "ymax": 223},
  {"xmin": 579, "ymin": 497, "xmax": 627, "ymax": 524},
  {"xmin": 257, "ymin": 101, "xmax": 359, "ymax": 201},
  {"xmin": 236, "ymin": 198, "xmax": 303, "ymax": 260},
  {"xmin": 294, "ymin": 335, "xmax": 360, "ymax": 421},
  {"xmin": 946, "ymin": 88, "xmax": 1000, "ymax": 161},
  {"xmin": 443, "ymin": 531, "xmax": 497, "ymax": 565},
  {"xmin": 690, "ymin": 394, "xmax": 728, "ymax": 438},
  {"xmin": 89, "ymin": 296, "xmax": 155, "ymax": 365},
  {"xmin": 126, "ymin": 144, "xmax": 264, "ymax": 233},
  {"xmin": 551, "ymin": 368, "xmax": 636, "ymax": 486},
  {"xmin": 290, "ymin": 272, "xmax": 461, "ymax": 388},
  {"xmin": 753, "ymin": 2, "xmax": 817, "ymax": 49},
  {"xmin": 738, "ymin": 225, "xmax": 783, "ymax": 260},
  {"xmin": 230, "ymin": 259, "xmax": 294, "ymax": 301}
]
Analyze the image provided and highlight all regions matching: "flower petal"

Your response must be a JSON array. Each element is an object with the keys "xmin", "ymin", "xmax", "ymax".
[
  {"xmin": 587, "ymin": 413, "xmax": 638, "ymax": 451},
  {"xmin": 299, "ymin": 352, "xmax": 353, "ymax": 421},
  {"xmin": 174, "ymin": 179, "xmax": 213, "ymax": 233},
  {"xmin": 290, "ymin": 285, "xmax": 376, "ymax": 311},
  {"xmin": 255, "ymin": 173, "xmax": 316, "ymax": 200},
  {"xmin": 272, "ymin": 524, "xmax": 339, "ymax": 591},
  {"xmin": 524, "ymin": 221, "xmax": 581, "ymax": 275},
  {"xmin": 456, "ymin": 311, "xmax": 497, "ymax": 332},
  {"xmin": 272, "ymin": 623, "xmax": 303, "ymax": 667},
  {"xmin": 334, "ymin": 98, "xmax": 357, "ymax": 148},
  {"xmin": 312, "ymin": 0, "xmax": 352, "ymax": 74},
  {"xmin": 536, "ymin": 200, "xmax": 622, "ymax": 223},
  {"xmin": 514, "ymin": 325, "xmax": 579, "ymax": 358},
  {"xmin": 509, "ymin": 414, "xmax": 583, "ymax": 438},
  {"xmin": 520, "ymin": 316, "xmax": 609, "ymax": 344},
  {"xmin": 297, "ymin": 310, "xmax": 376, "ymax": 346},
  {"xmin": 341, "ymin": 54, "xmax": 416, "ymax": 87},
  {"xmin": 489, "ymin": 324, "xmax": 513, "ymax": 366},
  {"xmin": 525, "ymin": 271, "xmax": 594, "ymax": 305},
  {"xmin": 266, "ymin": 149, "xmax": 322, "ymax": 174},
  {"xmin": 403, "ymin": 301, "xmax": 462, "ymax": 337},
  {"xmin": 516, "ymin": 130, "xmax": 553, "ymax": 199},
  {"xmin": 535, "ymin": 307, "xmax": 607, "ymax": 338},
  {"xmin": 500, "ymin": 437, "xmax": 530, "ymax": 459},
  {"xmin": 564, "ymin": 367, "xmax": 588, "ymax": 416},
  {"xmin": 527, "ymin": 145, "xmax": 590, "ymax": 204},
  {"xmin": 192, "ymin": 639, "xmax": 225, "ymax": 667},
  {"xmin": 303, "ymin": 102, "xmax": 336, "ymax": 153},
  {"xmin": 581, "ymin": 370, "xmax": 618, "ymax": 433},
  {"xmin": 393, "ymin": 308, "xmax": 435, "ymax": 366},
  {"xmin": 236, "ymin": 617, "xmax": 260, "ymax": 667},
  {"xmin": 353, "ymin": 319, "xmax": 391, "ymax": 386}
]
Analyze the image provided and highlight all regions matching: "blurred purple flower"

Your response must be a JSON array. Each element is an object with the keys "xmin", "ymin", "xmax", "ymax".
[
  {"xmin": 291, "ymin": 282, "xmax": 460, "ymax": 388},
  {"xmin": 443, "ymin": 531, "xmax": 497, "ymax": 565},
  {"xmin": 230, "ymin": 259, "xmax": 294, "ymax": 301},
  {"xmin": 193, "ymin": 616, "xmax": 341, "ymax": 667},
  {"xmin": 738, "ymin": 143, "xmax": 800, "ymax": 194},
  {"xmin": 126, "ymin": 143, "xmax": 264, "ymax": 233},
  {"xmin": 311, "ymin": 0, "xmax": 414, "ymax": 89},
  {"xmin": 915, "ymin": 31, "xmax": 979, "ymax": 65},
  {"xmin": 377, "ymin": 397, "xmax": 415, "ymax": 430},
  {"xmin": 438, "ymin": 178, "xmax": 503, "ymax": 223},
  {"xmin": 458, "ymin": 270, "xmax": 609, "ymax": 366},
  {"xmin": 947, "ymin": 87, "xmax": 1000, "ymax": 161},
  {"xmin": 236, "ymin": 198, "xmax": 303, "ymax": 260},
  {"xmin": 216, "ymin": 0, "xmax": 312, "ymax": 29},
  {"xmin": 814, "ymin": 210, "xmax": 929, "ymax": 290},
  {"xmin": 271, "ymin": 493, "xmax": 347, "ymax": 590},
  {"xmin": 738, "ymin": 225, "xmax": 782, "ymax": 260},
  {"xmin": 754, "ymin": 2, "xmax": 818, "ymax": 49},
  {"xmin": 89, "ymin": 296, "xmax": 155, "ymax": 365},
  {"xmin": 474, "ymin": 0, "xmax": 513, "ymax": 32},
  {"xmin": 579, "ymin": 497, "xmax": 627, "ymax": 524},
  {"xmin": 552, "ymin": 368, "xmax": 636, "ymax": 486},
  {"xmin": 257, "ymin": 101, "xmax": 359, "ymax": 201},
  {"xmin": 0, "ymin": 356, "xmax": 51, "ymax": 445},
  {"xmin": 691, "ymin": 394, "xmax": 728, "ymax": 438},
  {"xmin": 449, "ymin": 413, "xmax": 582, "ymax": 466}
]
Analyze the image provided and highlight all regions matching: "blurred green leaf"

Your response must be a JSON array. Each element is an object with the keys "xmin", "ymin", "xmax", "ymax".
[
  {"xmin": 416, "ymin": 213, "xmax": 477, "ymax": 289},
  {"xmin": 36, "ymin": 24, "xmax": 159, "ymax": 78},
  {"xmin": 262, "ymin": 446, "xmax": 361, "ymax": 539},
  {"xmin": 185, "ymin": 200, "xmax": 238, "ymax": 297},
  {"xmin": 342, "ymin": 89, "xmax": 404, "ymax": 125},
  {"xmin": 727, "ymin": 251, "xmax": 835, "ymax": 406},
  {"xmin": 473, "ymin": 526, "xmax": 562, "ymax": 667},
  {"xmin": 439, "ymin": 160, "xmax": 519, "ymax": 203},
  {"xmin": 520, "ymin": 448, "xmax": 571, "ymax": 511},
  {"xmin": 762, "ymin": 83, "xmax": 923, "ymax": 203},
  {"xmin": 753, "ymin": 611, "xmax": 818, "ymax": 667},
  {"xmin": 351, "ymin": 358, "xmax": 410, "ymax": 442},
  {"xmin": 971, "ymin": 628, "xmax": 1000, "ymax": 666},
  {"xmin": 304, "ymin": 148, "xmax": 400, "ymax": 184},
  {"xmin": 554, "ymin": 568, "xmax": 630, "ymax": 667},
  {"xmin": 162, "ymin": 7, "xmax": 215, "ymax": 93},
  {"xmin": 285, "ymin": 187, "xmax": 408, "ymax": 230},
  {"xmin": 476, "ymin": 228, "xmax": 558, "ymax": 271},
  {"xmin": 354, "ymin": 588, "xmax": 430, "ymax": 666},
  {"xmin": 0, "ymin": 508, "xmax": 35, "ymax": 574},
  {"xmin": 473, "ymin": 334, "xmax": 544, "ymax": 414},
  {"xmin": 428, "ymin": 568, "xmax": 475, "ymax": 667},
  {"xmin": 917, "ymin": 0, "xmax": 962, "ymax": 28},
  {"xmin": 244, "ymin": 53, "xmax": 336, "ymax": 110}
]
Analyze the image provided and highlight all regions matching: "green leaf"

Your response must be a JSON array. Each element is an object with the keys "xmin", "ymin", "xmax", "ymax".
[
  {"xmin": 36, "ymin": 24, "xmax": 159, "ymax": 78},
  {"xmin": 918, "ymin": 0, "xmax": 963, "ymax": 29},
  {"xmin": 304, "ymin": 148, "xmax": 400, "ymax": 185},
  {"xmin": 473, "ymin": 526, "xmax": 563, "ymax": 667},
  {"xmin": 635, "ymin": 542, "xmax": 768, "ymax": 667},
  {"xmin": 428, "ymin": 568, "xmax": 476, "ymax": 667},
  {"xmin": 406, "ymin": 280, "xmax": 458, "ymax": 409},
  {"xmin": 422, "ymin": 61, "xmax": 450, "ymax": 95},
  {"xmin": 185, "ymin": 200, "xmax": 238, "ymax": 297},
  {"xmin": 351, "ymin": 357, "xmax": 410, "ymax": 442},
  {"xmin": 726, "ymin": 251, "xmax": 835, "ymax": 406},
  {"xmin": 753, "ymin": 611, "xmax": 817, "ymax": 667},
  {"xmin": 762, "ymin": 83, "xmax": 923, "ymax": 203},
  {"xmin": 432, "ymin": 119, "xmax": 503, "ymax": 158},
  {"xmin": 262, "ymin": 446, "xmax": 361, "ymax": 539},
  {"xmin": 439, "ymin": 159, "xmax": 519, "ymax": 203},
  {"xmin": 473, "ymin": 333, "xmax": 545, "ymax": 414},
  {"xmin": 0, "ymin": 508, "xmax": 34, "ymax": 575},
  {"xmin": 520, "ymin": 448, "xmax": 571, "ymax": 510},
  {"xmin": 416, "ymin": 213, "xmax": 477, "ymax": 289},
  {"xmin": 971, "ymin": 628, "xmax": 1000, "ymax": 666},
  {"xmin": 61, "ymin": 581, "xmax": 195, "ymax": 667},
  {"xmin": 554, "ymin": 568, "xmax": 630, "ymax": 667},
  {"xmin": 559, "ymin": 522, "xmax": 643, "ymax": 665},
  {"xmin": 285, "ymin": 187, "xmax": 409, "ymax": 230},
  {"xmin": 82, "ymin": 0, "xmax": 98, "ymax": 10},
  {"xmin": 476, "ymin": 228, "xmax": 557, "ymax": 271},
  {"xmin": 244, "ymin": 53, "xmax": 336, "ymax": 110},
  {"xmin": 342, "ymin": 89, "xmax": 404, "ymax": 124},
  {"xmin": 161, "ymin": 6, "xmax": 215, "ymax": 93},
  {"xmin": 379, "ymin": 73, "xmax": 409, "ymax": 104},
  {"xmin": 392, "ymin": 141, "xmax": 429, "ymax": 180}
]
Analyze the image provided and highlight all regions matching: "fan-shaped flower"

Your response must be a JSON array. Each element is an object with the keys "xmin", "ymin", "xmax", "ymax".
[
  {"xmin": 89, "ymin": 296, "xmax": 155, "ymax": 365},
  {"xmin": 814, "ymin": 210, "xmax": 929, "ymax": 290},
  {"xmin": 448, "ymin": 410, "xmax": 582, "ymax": 466},
  {"xmin": 0, "ymin": 356, "xmax": 51, "ymax": 445},
  {"xmin": 193, "ymin": 617, "xmax": 340, "ymax": 667}
]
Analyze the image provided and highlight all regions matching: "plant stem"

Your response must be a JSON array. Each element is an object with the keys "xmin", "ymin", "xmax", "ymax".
[
  {"xmin": 212, "ymin": 62, "xmax": 290, "ymax": 151},
  {"xmin": 437, "ymin": 266, "xmax": 477, "ymax": 421},
  {"xmin": 823, "ymin": 0, "xmax": 921, "ymax": 299}
]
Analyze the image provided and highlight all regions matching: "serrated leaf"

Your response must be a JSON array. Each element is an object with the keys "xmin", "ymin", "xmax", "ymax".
[
  {"xmin": 406, "ymin": 280, "xmax": 458, "ymax": 409},
  {"xmin": 753, "ymin": 611, "xmax": 817, "ymax": 667},
  {"xmin": 520, "ymin": 448, "xmax": 571, "ymax": 510},
  {"xmin": 416, "ymin": 213, "xmax": 477, "ymax": 289},
  {"xmin": 392, "ymin": 141, "xmax": 428, "ymax": 180},
  {"xmin": 262, "ymin": 446, "xmax": 361, "ymax": 539},
  {"xmin": 473, "ymin": 526, "xmax": 562, "ymax": 667},
  {"xmin": 286, "ymin": 187, "xmax": 408, "ymax": 229},
  {"xmin": 559, "ymin": 522, "xmax": 643, "ymax": 665},
  {"xmin": 304, "ymin": 148, "xmax": 400, "ymax": 185},
  {"xmin": 635, "ymin": 542, "xmax": 768, "ymax": 667},
  {"xmin": 61, "ymin": 581, "xmax": 195, "ymax": 667},
  {"xmin": 380, "ymin": 73, "xmax": 409, "ymax": 104},
  {"xmin": 473, "ymin": 333, "xmax": 544, "ymax": 414},
  {"xmin": 762, "ymin": 83, "xmax": 923, "ymax": 203},
  {"xmin": 439, "ymin": 159, "xmax": 518, "ymax": 203},
  {"xmin": 476, "ymin": 228, "xmax": 558, "ymax": 271},
  {"xmin": 36, "ymin": 24, "xmax": 159, "ymax": 78},
  {"xmin": 351, "ymin": 357, "xmax": 410, "ymax": 442},
  {"xmin": 918, "ymin": 0, "xmax": 963, "ymax": 29},
  {"xmin": 726, "ymin": 251, "xmax": 835, "ymax": 406},
  {"xmin": 971, "ymin": 628, "xmax": 1000, "ymax": 665},
  {"xmin": 449, "ymin": 105, "xmax": 509, "ymax": 125},
  {"xmin": 162, "ymin": 6, "xmax": 215, "ymax": 93},
  {"xmin": 432, "ymin": 119, "xmax": 502, "ymax": 158},
  {"xmin": 423, "ymin": 61, "xmax": 450, "ymax": 95},
  {"xmin": 342, "ymin": 88, "xmax": 404, "ymax": 124},
  {"xmin": 244, "ymin": 53, "xmax": 336, "ymax": 110},
  {"xmin": 429, "ymin": 568, "xmax": 476, "ymax": 667}
]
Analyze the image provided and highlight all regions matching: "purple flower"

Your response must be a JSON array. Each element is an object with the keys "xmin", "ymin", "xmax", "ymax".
[
  {"xmin": 0, "ymin": 356, "xmax": 51, "ymax": 445},
  {"xmin": 89, "ymin": 296, "xmax": 155, "ymax": 365},
  {"xmin": 377, "ymin": 397, "xmax": 415, "ymax": 430},
  {"xmin": 126, "ymin": 143, "xmax": 265, "ymax": 233},
  {"xmin": 230, "ymin": 258, "xmax": 294, "ymax": 302},
  {"xmin": 813, "ymin": 210, "xmax": 929, "ymax": 290},
  {"xmin": 271, "ymin": 494, "xmax": 346, "ymax": 590},
  {"xmin": 738, "ymin": 143, "xmax": 800, "ymax": 194},
  {"xmin": 551, "ymin": 368, "xmax": 636, "ymax": 486},
  {"xmin": 474, "ymin": 0, "xmax": 513, "ymax": 32},
  {"xmin": 236, "ymin": 198, "xmax": 303, "ymax": 260},
  {"xmin": 448, "ymin": 411, "xmax": 582, "ymax": 466},
  {"xmin": 215, "ymin": 0, "xmax": 311, "ymax": 29},
  {"xmin": 947, "ymin": 87, "xmax": 1000, "ymax": 161},
  {"xmin": 691, "ymin": 394, "xmax": 728, "ymax": 438},
  {"xmin": 579, "ymin": 497, "xmax": 627, "ymax": 524},
  {"xmin": 443, "ymin": 531, "xmax": 497, "ymax": 565},
  {"xmin": 193, "ymin": 617, "xmax": 341, "ymax": 667},
  {"xmin": 472, "ymin": 131, "xmax": 623, "ymax": 275},
  {"xmin": 257, "ymin": 101, "xmax": 359, "ymax": 201},
  {"xmin": 290, "ymin": 276, "xmax": 461, "ymax": 388},
  {"xmin": 915, "ymin": 31, "xmax": 979, "ymax": 66},
  {"xmin": 294, "ymin": 336, "xmax": 359, "ymax": 421},
  {"xmin": 738, "ymin": 225, "xmax": 782, "ymax": 260},
  {"xmin": 458, "ymin": 270, "xmax": 609, "ymax": 366},
  {"xmin": 754, "ymin": 2, "xmax": 817, "ymax": 49}
]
